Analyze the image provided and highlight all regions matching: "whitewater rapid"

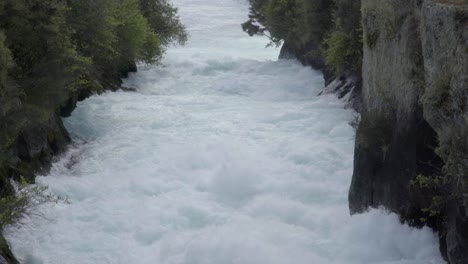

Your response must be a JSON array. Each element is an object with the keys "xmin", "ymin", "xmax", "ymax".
[{"xmin": 6, "ymin": 0, "xmax": 445, "ymax": 263}]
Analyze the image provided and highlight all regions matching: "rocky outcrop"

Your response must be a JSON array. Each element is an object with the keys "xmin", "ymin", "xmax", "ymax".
[
  {"xmin": 350, "ymin": 0, "xmax": 468, "ymax": 262},
  {"xmin": 319, "ymin": 72, "xmax": 362, "ymax": 111},
  {"xmin": 279, "ymin": 41, "xmax": 326, "ymax": 71},
  {"xmin": 280, "ymin": 41, "xmax": 362, "ymax": 111}
]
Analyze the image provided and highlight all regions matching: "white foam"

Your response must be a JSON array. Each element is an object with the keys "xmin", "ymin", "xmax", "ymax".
[{"xmin": 5, "ymin": 0, "xmax": 445, "ymax": 263}]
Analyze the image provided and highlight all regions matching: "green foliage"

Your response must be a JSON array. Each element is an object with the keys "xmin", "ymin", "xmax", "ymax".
[
  {"xmin": 0, "ymin": 177, "xmax": 67, "ymax": 230},
  {"xmin": 301, "ymin": 0, "xmax": 335, "ymax": 44},
  {"xmin": 0, "ymin": 0, "xmax": 186, "ymax": 109},
  {"xmin": 410, "ymin": 174, "xmax": 453, "ymax": 224},
  {"xmin": 323, "ymin": 0, "xmax": 362, "ymax": 75},
  {"xmin": 139, "ymin": 0, "xmax": 188, "ymax": 46},
  {"xmin": 66, "ymin": 0, "xmax": 187, "ymax": 76},
  {"xmin": 323, "ymin": 31, "xmax": 346, "ymax": 73},
  {"xmin": 323, "ymin": 29, "xmax": 362, "ymax": 75},
  {"xmin": 0, "ymin": 0, "xmax": 186, "ymax": 152},
  {"xmin": 113, "ymin": 0, "xmax": 162, "ymax": 65},
  {"xmin": 0, "ymin": 0, "xmax": 91, "ymax": 108},
  {"xmin": 411, "ymin": 174, "xmax": 443, "ymax": 189},
  {"xmin": 67, "ymin": 0, "xmax": 119, "ymax": 67},
  {"xmin": 410, "ymin": 121, "xmax": 468, "ymax": 225},
  {"xmin": 242, "ymin": 0, "xmax": 286, "ymax": 46},
  {"xmin": 242, "ymin": 0, "xmax": 334, "ymax": 48},
  {"xmin": 242, "ymin": 0, "xmax": 362, "ymax": 76}
]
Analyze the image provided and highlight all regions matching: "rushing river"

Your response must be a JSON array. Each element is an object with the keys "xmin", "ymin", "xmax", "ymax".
[{"xmin": 6, "ymin": 0, "xmax": 445, "ymax": 263}]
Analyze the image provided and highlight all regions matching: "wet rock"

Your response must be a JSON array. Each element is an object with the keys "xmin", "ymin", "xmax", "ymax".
[{"xmin": 0, "ymin": 234, "xmax": 18, "ymax": 264}]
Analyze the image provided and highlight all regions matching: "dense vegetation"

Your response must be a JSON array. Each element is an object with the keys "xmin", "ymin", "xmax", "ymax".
[
  {"xmin": 242, "ymin": 0, "xmax": 362, "ymax": 76},
  {"xmin": 0, "ymin": 0, "xmax": 185, "ymax": 237},
  {"xmin": 0, "ymin": 0, "xmax": 186, "ymax": 163},
  {"xmin": 0, "ymin": 0, "xmax": 186, "ymax": 114}
]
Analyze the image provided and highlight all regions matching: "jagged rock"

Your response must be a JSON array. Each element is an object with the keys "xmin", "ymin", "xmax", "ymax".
[
  {"xmin": 320, "ymin": 73, "xmax": 362, "ymax": 112},
  {"xmin": 120, "ymin": 86, "xmax": 137, "ymax": 92}
]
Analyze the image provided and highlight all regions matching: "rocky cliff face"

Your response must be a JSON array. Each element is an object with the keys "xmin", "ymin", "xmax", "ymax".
[{"xmin": 349, "ymin": 0, "xmax": 468, "ymax": 262}]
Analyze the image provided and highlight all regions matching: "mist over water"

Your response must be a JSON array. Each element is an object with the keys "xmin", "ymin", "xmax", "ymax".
[{"xmin": 6, "ymin": 0, "xmax": 445, "ymax": 263}]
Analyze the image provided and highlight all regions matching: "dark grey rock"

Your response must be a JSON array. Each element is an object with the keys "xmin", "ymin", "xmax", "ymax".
[{"xmin": 352, "ymin": 0, "xmax": 468, "ymax": 262}]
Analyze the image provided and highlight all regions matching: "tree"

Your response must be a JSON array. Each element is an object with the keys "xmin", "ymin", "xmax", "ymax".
[
  {"xmin": 139, "ymin": 0, "xmax": 188, "ymax": 46},
  {"xmin": 1, "ymin": 0, "xmax": 88, "ymax": 108}
]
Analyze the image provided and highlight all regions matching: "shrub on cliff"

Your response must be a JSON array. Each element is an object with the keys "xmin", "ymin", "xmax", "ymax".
[
  {"xmin": 139, "ymin": 0, "xmax": 188, "ymax": 46},
  {"xmin": 242, "ymin": 0, "xmax": 334, "ymax": 49},
  {"xmin": 0, "ymin": 177, "xmax": 66, "ymax": 230},
  {"xmin": 322, "ymin": 0, "xmax": 362, "ymax": 75},
  {"xmin": 323, "ymin": 30, "xmax": 362, "ymax": 75}
]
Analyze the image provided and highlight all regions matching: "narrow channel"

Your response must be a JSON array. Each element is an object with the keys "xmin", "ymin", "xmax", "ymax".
[{"xmin": 6, "ymin": 0, "xmax": 444, "ymax": 263}]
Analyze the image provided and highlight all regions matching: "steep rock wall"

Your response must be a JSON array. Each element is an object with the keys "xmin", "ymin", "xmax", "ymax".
[{"xmin": 350, "ymin": 0, "xmax": 468, "ymax": 262}]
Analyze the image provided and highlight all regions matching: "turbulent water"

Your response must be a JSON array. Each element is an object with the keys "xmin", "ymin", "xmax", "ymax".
[{"xmin": 6, "ymin": 0, "xmax": 445, "ymax": 263}]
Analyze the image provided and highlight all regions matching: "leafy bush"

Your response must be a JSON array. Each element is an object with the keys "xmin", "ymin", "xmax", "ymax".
[
  {"xmin": 0, "ymin": 0, "xmax": 187, "ymax": 109},
  {"xmin": 0, "ymin": 177, "xmax": 67, "ymax": 230},
  {"xmin": 0, "ymin": 0, "xmax": 187, "ymax": 159},
  {"xmin": 139, "ymin": 0, "xmax": 188, "ymax": 46},
  {"xmin": 410, "ymin": 173, "xmax": 454, "ymax": 224},
  {"xmin": 242, "ymin": 0, "xmax": 362, "ymax": 75},
  {"xmin": 323, "ymin": 31, "xmax": 347, "ymax": 74}
]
